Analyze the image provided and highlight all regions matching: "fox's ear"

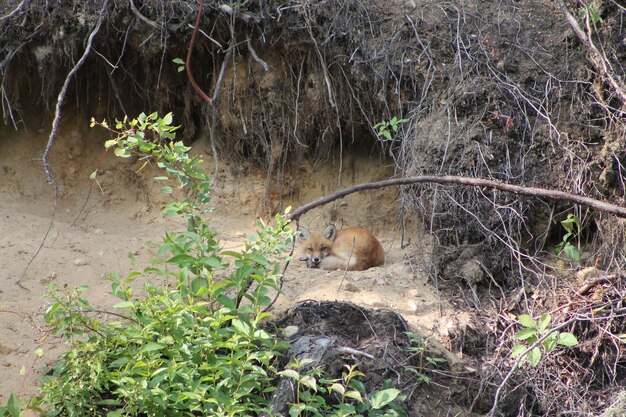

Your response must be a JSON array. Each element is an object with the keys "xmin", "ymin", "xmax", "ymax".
[
  {"xmin": 297, "ymin": 227, "xmax": 310, "ymax": 241},
  {"xmin": 323, "ymin": 224, "xmax": 337, "ymax": 241}
]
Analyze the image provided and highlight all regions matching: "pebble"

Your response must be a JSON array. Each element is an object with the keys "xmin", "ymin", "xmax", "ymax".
[
  {"xmin": 74, "ymin": 258, "xmax": 89, "ymax": 266},
  {"xmin": 282, "ymin": 326, "xmax": 299, "ymax": 338}
]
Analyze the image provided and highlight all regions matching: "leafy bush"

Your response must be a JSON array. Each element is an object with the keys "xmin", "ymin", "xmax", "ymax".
[
  {"xmin": 34, "ymin": 112, "xmax": 294, "ymax": 416},
  {"xmin": 28, "ymin": 112, "xmax": 406, "ymax": 417}
]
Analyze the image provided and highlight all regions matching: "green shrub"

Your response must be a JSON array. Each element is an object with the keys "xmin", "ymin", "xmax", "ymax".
[
  {"xmin": 35, "ymin": 113, "xmax": 294, "ymax": 416},
  {"xmin": 30, "ymin": 112, "xmax": 406, "ymax": 417}
]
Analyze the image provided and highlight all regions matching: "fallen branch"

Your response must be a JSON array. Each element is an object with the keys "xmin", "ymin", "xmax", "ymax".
[
  {"xmin": 287, "ymin": 175, "xmax": 626, "ymax": 220},
  {"xmin": 42, "ymin": 0, "xmax": 109, "ymax": 183}
]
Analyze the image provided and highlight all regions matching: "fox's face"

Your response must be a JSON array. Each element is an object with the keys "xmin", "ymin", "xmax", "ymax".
[{"xmin": 298, "ymin": 225, "xmax": 337, "ymax": 268}]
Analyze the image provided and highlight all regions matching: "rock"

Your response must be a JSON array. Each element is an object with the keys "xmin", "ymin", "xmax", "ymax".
[
  {"xmin": 74, "ymin": 258, "xmax": 89, "ymax": 266},
  {"xmin": 282, "ymin": 326, "xmax": 299, "ymax": 338},
  {"xmin": 576, "ymin": 266, "xmax": 602, "ymax": 283}
]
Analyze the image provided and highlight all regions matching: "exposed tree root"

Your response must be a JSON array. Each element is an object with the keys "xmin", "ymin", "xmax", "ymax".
[
  {"xmin": 42, "ymin": 0, "xmax": 109, "ymax": 183},
  {"xmin": 185, "ymin": 0, "xmax": 233, "ymax": 185},
  {"xmin": 556, "ymin": 0, "xmax": 626, "ymax": 109}
]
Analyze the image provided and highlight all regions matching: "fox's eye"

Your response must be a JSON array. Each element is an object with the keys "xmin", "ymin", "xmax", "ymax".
[
  {"xmin": 307, "ymin": 247, "xmax": 313, "ymax": 251},
  {"xmin": 320, "ymin": 246, "xmax": 327, "ymax": 251}
]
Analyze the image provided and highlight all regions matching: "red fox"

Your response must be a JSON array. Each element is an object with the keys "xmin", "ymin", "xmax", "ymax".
[{"xmin": 298, "ymin": 225, "xmax": 385, "ymax": 271}]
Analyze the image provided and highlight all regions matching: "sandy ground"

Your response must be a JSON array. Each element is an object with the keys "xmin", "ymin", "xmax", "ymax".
[{"xmin": 0, "ymin": 125, "xmax": 467, "ymax": 408}]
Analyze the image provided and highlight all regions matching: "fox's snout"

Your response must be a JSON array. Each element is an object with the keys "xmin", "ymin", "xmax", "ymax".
[{"xmin": 307, "ymin": 255, "xmax": 322, "ymax": 268}]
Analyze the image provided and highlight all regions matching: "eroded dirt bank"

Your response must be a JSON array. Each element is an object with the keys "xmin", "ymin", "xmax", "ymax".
[{"xmin": 3, "ymin": 0, "xmax": 626, "ymax": 415}]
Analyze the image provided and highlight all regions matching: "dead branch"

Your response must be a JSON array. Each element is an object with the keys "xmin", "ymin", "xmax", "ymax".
[
  {"xmin": 42, "ymin": 0, "xmax": 109, "ymax": 183},
  {"xmin": 556, "ymin": 0, "xmax": 626, "ymax": 108},
  {"xmin": 287, "ymin": 175, "xmax": 626, "ymax": 220}
]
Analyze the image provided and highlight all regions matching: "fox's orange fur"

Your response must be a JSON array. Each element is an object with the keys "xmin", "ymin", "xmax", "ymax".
[{"xmin": 298, "ymin": 225, "xmax": 385, "ymax": 271}]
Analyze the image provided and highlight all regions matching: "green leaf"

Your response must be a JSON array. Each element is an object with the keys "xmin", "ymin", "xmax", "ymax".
[
  {"xmin": 344, "ymin": 390, "xmax": 363, "ymax": 402},
  {"xmin": 6, "ymin": 393, "xmax": 21, "ymax": 417},
  {"xmin": 104, "ymin": 139, "xmax": 117, "ymax": 148},
  {"xmin": 114, "ymin": 147, "xmax": 130, "ymax": 158},
  {"xmin": 222, "ymin": 251, "xmax": 243, "ymax": 259},
  {"xmin": 537, "ymin": 314, "xmax": 551, "ymax": 332},
  {"xmin": 172, "ymin": 58, "xmax": 185, "ymax": 65},
  {"xmin": 110, "ymin": 357, "xmax": 130, "ymax": 368},
  {"xmin": 139, "ymin": 342, "xmax": 165, "ymax": 353},
  {"xmin": 161, "ymin": 185, "xmax": 173, "ymax": 194},
  {"xmin": 526, "ymin": 347, "xmax": 542, "ymax": 367},
  {"xmin": 557, "ymin": 332, "xmax": 579, "ymax": 347},
  {"xmin": 289, "ymin": 403, "xmax": 306, "ymax": 417},
  {"xmin": 329, "ymin": 383, "xmax": 345, "ymax": 396},
  {"xmin": 563, "ymin": 244, "xmax": 580, "ymax": 261},
  {"xmin": 163, "ymin": 113, "xmax": 173, "ymax": 125},
  {"xmin": 370, "ymin": 388, "xmax": 400, "ymax": 410},
  {"xmin": 543, "ymin": 335, "xmax": 557, "ymax": 352},
  {"xmin": 300, "ymin": 375, "xmax": 317, "ymax": 391},
  {"xmin": 518, "ymin": 314, "xmax": 536, "ymax": 328},
  {"xmin": 511, "ymin": 344, "xmax": 526, "ymax": 358},
  {"xmin": 231, "ymin": 319, "xmax": 251, "ymax": 336},
  {"xmin": 278, "ymin": 369, "xmax": 299, "ymax": 380},
  {"xmin": 198, "ymin": 256, "xmax": 223, "ymax": 268},
  {"xmin": 90, "ymin": 170, "xmax": 98, "ymax": 180},
  {"xmin": 247, "ymin": 253, "xmax": 269, "ymax": 265},
  {"xmin": 167, "ymin": 254, "xmax": 196, "ymax": 266},
  {"xmin": 191, "ymin": 277, "xmax": 208, "ymax": 294},
  {"xmin": 515, "ymin": 328, "xmax": 537, "ymax": 341}
]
